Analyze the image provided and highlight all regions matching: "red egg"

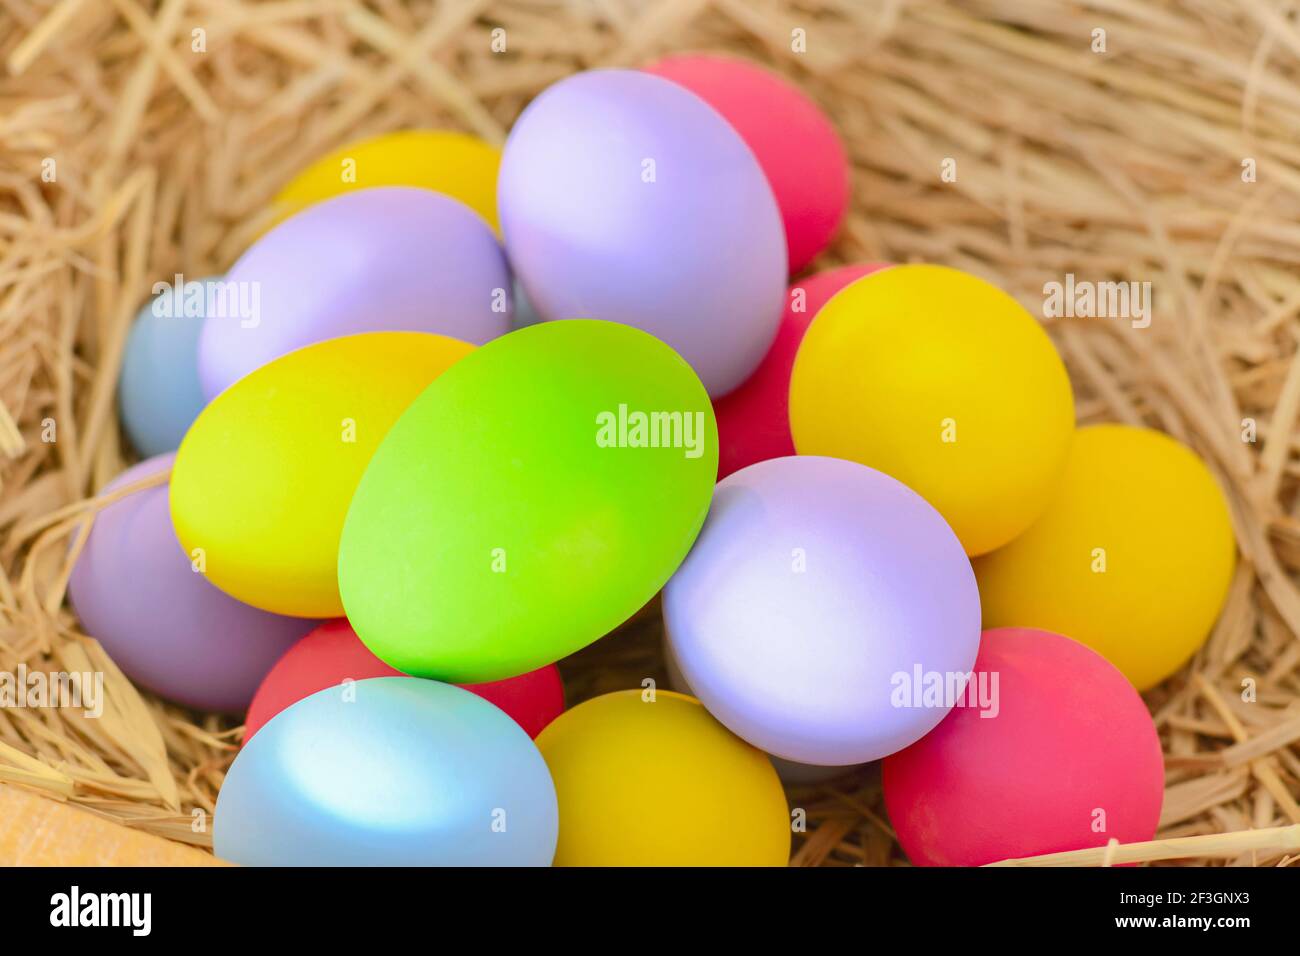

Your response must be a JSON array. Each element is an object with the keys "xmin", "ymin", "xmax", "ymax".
[
  {"xmin": 643, "ymin": 53, "xmax": 850, "ymax": 274},
  {"xmin": 882, "ymin": 627, "xmax": 1164, "ymax": 866},
  {"xmin": 714, "ymin": 263, "xmax": 888, "ymax": 479},
  {"xmin": 243, "ymin": 619, "xmax": 565, "ymax": 742}
]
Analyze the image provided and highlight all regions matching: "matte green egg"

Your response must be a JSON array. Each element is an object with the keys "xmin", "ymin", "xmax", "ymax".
[{"xmin": 338, "ymin": 319, "xmax": 718, "ymax": 682}]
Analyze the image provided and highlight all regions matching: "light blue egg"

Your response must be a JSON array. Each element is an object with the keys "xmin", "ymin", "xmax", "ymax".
[
  {"xmin": 118, "ymin": 277, "xmax": 223, "ymax": 457},
  {"xmin": 214, "ymin": 677, "xmax": 558, "ymax": 866}
]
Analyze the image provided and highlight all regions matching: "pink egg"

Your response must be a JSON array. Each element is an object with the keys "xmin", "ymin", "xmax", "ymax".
[
  {"xmin": 882, "ymin": 628, "xmax": 1165, "ymax": 866},
  {"xmin": 644, "ymin": 53, "xmax": 850, "ymax": 274},
  {"xmin": 714, "ymin": 263, "xmax": 888, "ymax": 479},
  {"xmin": 243, "ymin": 619, "xmax": 566, "ymax": 743}
]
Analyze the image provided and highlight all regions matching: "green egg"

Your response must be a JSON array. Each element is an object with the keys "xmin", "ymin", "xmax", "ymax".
[{"xmin": 338, "ymin": 319, "xmax": 718, "ymax": 682}]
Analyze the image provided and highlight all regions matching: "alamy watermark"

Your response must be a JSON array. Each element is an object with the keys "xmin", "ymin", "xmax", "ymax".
[
  {"xmin": 595, "ymin": 404, "xmax": 706, "ymax": 459},
  {"xmin": 0, "ymin": 665, "xmax": 103, "ymax": 718},
  {"xmin": 50, "ymin": 886, "xmax": 150, "ymax": 936},
  {"xmin": 890, "ymin": 665, "xmax": 1000, "ymax": 718},
  {"xmin": 1043, "ymin": 273, "xmax": 1151, "ymax": 329},
  {"xmin": 152, "ymin": 272, "xmax": 261, "ymax": 328}
]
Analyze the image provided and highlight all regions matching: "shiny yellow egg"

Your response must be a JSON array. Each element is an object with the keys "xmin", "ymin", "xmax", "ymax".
[
  {"xmin": 170, "ymin": 332, "xmax": 474, "ymax": 618},
  {"xmin": 274, "ymin": 130, "xmax": 501, "ymax": 231},
  {"xmin": 788, "ymin": 264, "xmax": 1075, "ymax": 555},
  {"xmin": 974, "ymin": 424, "xmax": 1236, "ymax": 690},
  {"xmin": 535, "ymin": 690, "xmax": 791, "ymax": 866}
]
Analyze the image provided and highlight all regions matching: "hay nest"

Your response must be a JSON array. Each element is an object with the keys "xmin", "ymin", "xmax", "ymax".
[{"xmin": 2, "ymin": 0, "xmax": 1299, "ymax": 867}]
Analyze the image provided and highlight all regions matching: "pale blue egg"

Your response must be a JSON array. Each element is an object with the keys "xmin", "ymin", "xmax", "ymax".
[
  {"xmin": 214, "ymin": 677, "xmax": 558, "ymax": 866},
  {"xmin": 118, "ymin": 277, "xmax": 224, "ymax": 456}
]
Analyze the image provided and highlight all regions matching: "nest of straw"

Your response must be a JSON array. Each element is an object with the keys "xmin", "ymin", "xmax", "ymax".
[{"xmin": 2, "ymin": 0, "xmax": 1300, "ymax": 867}]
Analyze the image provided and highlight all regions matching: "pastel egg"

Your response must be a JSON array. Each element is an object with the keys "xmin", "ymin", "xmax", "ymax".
[
  {"xmin": 663, "ymin": 455, "xmax": 981, "ymax": 765},
  {"xmin": 198, "ymin": 187, "xmax": 508, "ymax": 399},
  {"xmin": 498, "ymin": 69, "xmax": 786, "ymax": 396},
  {"xmin": 644, "ymin": 53, "xmax": 850, "ymax": 273},
  {"xmin": 662, "ymin": 633, "xmax": 864, "ymax": 785},
  {"xmin": 118, "ymin": 277, "xmax": 224, "ymax": 457},
  {"xmin": 215, "ymin": 677, "xmax": 558, "ymax": 866},
  {"xmin": 535, "ymin": 690, "xmax": 789, "ymax": 866},
  {"xmin": 974, "ymin": 424, "xmax": 1235, "ymax": 690},
  {"xmin": 243, "ymin": 619, "xmax": 565, "ymax": 741},
  {"xmin": 714, "ymin": 263, "xmax": 887, "ymax": 479},
  {"xmin": 273, "ymin": 130, "xmax": 501, "ymax": 230},
  {"xmin": 790, "ymin": 264, "xmax": 1075, "ymax": 555},
  {"xmin": 883, "ymin": 628, "xmax": 1165, "ymax": 866},
  {"xmin": 172, "ymin": 332, "xmax": 474, "ymax": 618},
  {"xmin": 339, "ymin": 320, "xmax": 718, "ymax": 683},
  {"xmin": 68, "ymin": 455, "xmax": 316, "ymax": 712}
]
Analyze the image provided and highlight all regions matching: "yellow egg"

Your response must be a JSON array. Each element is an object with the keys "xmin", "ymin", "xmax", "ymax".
[
  {"xmin": 788, "ymin": 264, "xmax": 1075, "ymax": 555},
  {"xmin": 274, "ymin": 130, "xmax": 501, "ymax": 231},
  {"xmin": 170, "ymin": 332, "xmax": 473, "ymax": 618},
  {"xmin": 535, "ymin": 690, "xmax": 790, "ymax": 866},
  {"xmin": 974, "ymin": 424, "xmax": 1236, "ymax": 690}
]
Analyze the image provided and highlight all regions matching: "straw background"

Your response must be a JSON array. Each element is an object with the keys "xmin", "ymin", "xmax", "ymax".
[{"xmin": 2, "ymin": 0, "xmax": 1300, "ymax": 866}]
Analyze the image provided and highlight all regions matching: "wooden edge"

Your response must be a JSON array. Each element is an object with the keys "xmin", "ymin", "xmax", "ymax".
[{"xmin": 0, "ymin": 784, "xmax": 230, "ymax": 866}]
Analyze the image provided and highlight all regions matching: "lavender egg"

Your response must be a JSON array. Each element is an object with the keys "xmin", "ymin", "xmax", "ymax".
[
  {"xmin": 68, "ymin": 455, "xmax": 316, "ymax": 712},
  {"xmin": 198, "ymin": 187, "xmax": 510, "ymax": 399},
  {"xmin": 662, "ymin": 632, "xmax": 864, "ymax": 785},
  {"xmin": 498, "ymin": 69, "xmax": 786, "ymax": 397},
  {"xmin": 663, "ymin": 456, "xmax": 982, "ymax": 765}
]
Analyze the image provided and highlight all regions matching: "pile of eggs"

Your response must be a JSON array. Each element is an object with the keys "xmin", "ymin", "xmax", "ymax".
[{"xmin": 80, "ymin": 55, "xmax": 1237, "ymax": 867}]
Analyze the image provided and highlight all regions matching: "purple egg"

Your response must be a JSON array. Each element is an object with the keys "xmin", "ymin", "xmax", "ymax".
[
  {"xmin": 662, "ymin": 631, "xmax": 864, "ymax": 785},
  {"xmin": 663, "ymin": 456, "xmax": 982, "ymax": 765},
  {"xmin": 68, "ymin": 455, "xmax": 317, "ymax": 712},
  {"xmin": 198, "ymin": 187, "xmax": 510, "ymax": 399},
  {"xmin": 498, "ymin": 69, "xmax": 786, "ymax": 397}
]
